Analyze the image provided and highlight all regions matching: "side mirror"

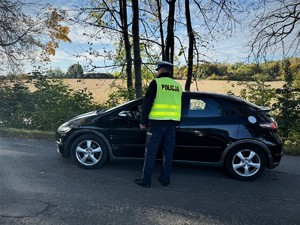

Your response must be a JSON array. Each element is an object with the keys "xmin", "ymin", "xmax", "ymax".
[
  {"xmin": 118, "ymin": 111, "xmax": 140, "ymax": 119},
  {"xmin": 118, "ymin": 111, "xmax": 133, "ymax": 119}
]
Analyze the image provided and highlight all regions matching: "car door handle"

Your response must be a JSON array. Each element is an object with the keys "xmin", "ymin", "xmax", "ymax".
[
  {"xmin": 178, "ymin": 129, "xmax": 203, "ymax": 136},
  {"xmin": 194, "ymin": 130, "xmax": 203, "ymax": 136}
]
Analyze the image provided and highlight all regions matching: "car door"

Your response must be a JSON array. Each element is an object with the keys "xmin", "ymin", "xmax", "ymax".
[
  {"xmin": 103, "ymin": 101, "xmax": 147, "ymax": 158},
  {"xmin": 174, "ymin": 94, "xmax": 239, "ymax": 163}
]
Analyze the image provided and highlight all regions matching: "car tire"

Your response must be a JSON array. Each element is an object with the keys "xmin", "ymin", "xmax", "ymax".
[
  {"xmin": 71, "ymin": 134, "xmax": 108, "ymax": 169},
  {"xmin": 225, "ymin": 144, "xmax": 266, "ymax": 181}
]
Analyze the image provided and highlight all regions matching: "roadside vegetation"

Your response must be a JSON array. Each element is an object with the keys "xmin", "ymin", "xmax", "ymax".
[
  {"xmin": 0, "ymin": 58, "xmax": 300, "ymax": 155},
  {"xmin": 0, "ymin": 76, "xmax": 102, "ymax": 131}
]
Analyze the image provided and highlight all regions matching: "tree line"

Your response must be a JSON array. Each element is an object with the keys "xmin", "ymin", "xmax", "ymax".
[
  {"xmin": 175, "ymin": 58, "xmax": 300, "ymax": 82},
  {"xmin": 2, "ymin": 58, "xmax": 299, "ymax": 84}
]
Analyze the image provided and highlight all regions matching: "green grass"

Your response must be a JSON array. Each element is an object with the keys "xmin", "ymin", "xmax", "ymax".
[
  {"xmin": 0, "ymin": 127, "xmax": 55, "ymax": 141},
  {"xmin": 284, "ymin": 144, "xmax": 300, "ymax": 156}
]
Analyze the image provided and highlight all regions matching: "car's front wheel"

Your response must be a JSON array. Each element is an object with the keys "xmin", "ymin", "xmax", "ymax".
[
  {"xmin": 225, "ymin": 145, "xmax": 266, "ymax": 181},
  {"xmin": 71, "ymin": 134, "xmax": 108, "ymax": 169}
]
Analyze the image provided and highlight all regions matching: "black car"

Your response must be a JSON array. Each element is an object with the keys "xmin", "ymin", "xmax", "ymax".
[{"xmin": 56, "ymin": 92, "xmax": 283, "ymax": 181}]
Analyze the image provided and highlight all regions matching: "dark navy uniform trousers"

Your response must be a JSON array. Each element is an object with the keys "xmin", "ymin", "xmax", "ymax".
[{"xmin": 141, "ymin": 123, "xmax": 176, "ymax": 185}]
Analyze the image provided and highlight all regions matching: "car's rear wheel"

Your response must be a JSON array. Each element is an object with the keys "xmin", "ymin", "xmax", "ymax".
[
  {"xmin": 225, "ymin": 145, "xmax": 266, "ymax": 181},
  {"xmin": 71, "ymin": 134, "xmax": 108, "ymax": 169}
]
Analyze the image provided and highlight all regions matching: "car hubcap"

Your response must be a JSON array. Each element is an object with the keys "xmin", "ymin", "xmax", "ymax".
[
  {"xmin": 75, "ymin": 140, "xmax": 103, "ymax": 166},
  {"xmin": 232, "ymin": 150, "xmax": 261, "ymax": 177}
]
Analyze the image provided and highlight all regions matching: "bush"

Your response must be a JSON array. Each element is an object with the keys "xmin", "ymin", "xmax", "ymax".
[
  {"xmin": 0, "ymin": 79, "xmax": 33, "ymax": 128},
  {"xmin": 228, "ymin": 60, "xmax": 300, "ymax": 151},
  {"xmin": 227, "ymin": 75, "xmax": 276, "ymax": 107},
  {"xmin": 273, "ymin": 59, "xmax": 300, "ymax": 143},
  {"xmin": 0, "ymin": 77, "xmax": 103, "ymax": 131}
]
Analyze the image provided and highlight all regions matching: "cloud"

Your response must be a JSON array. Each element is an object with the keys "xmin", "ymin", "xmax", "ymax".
[{"xmin": 211, "ymin": 38, "xmax": 250, "ymax": 63}]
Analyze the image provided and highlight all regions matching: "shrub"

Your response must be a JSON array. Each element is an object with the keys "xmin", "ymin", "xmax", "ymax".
[
  {"xmin": 0, "ymin": 77, "xmax": 102, "ymax": 131},
  {"xmin": 0, "ymin": 79, "xmax": 33, "ymax": 128},
  {"xmin": 227, "ymin": 75, "xmax": 276, "ymax": 107}
]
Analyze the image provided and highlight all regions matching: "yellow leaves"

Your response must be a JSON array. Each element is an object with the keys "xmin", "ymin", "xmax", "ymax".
[
  {"xmin": 42, "ymin": 9, "xmax": 71, "ymax": 60},
  {"xmin": 47, "ymin": 25, "xmax": 71, "ymax": 44},
  {"xmin": 45, "ymin": 42, "xmax": 58, "ymax": 56},
  {"xmin": 57, "ymin": 26, "xmax": 71, "ymax": 42}
]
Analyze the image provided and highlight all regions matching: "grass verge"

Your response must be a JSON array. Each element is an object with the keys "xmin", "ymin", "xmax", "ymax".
[
  {"xmin": 0, "ymin": 127, "xmax": 55, "ymax": 141},
  {"xmin": 284, "ymin": 145, "xmax": 300, "ymax": 156}
]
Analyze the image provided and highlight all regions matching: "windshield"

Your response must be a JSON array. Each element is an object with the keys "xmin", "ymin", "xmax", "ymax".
[
  {"xmin": 96, "ymin": 108, "xmax": 108, "ymax": 113},
  {"xmin": 100, "ymin": 99, "xmax": 141, "ymax": 114}
]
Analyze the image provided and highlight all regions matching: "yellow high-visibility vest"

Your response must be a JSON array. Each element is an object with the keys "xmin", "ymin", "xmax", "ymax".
[{"xmin": 149, "ymin": 77, "xmax": 182, "ymax": 121}]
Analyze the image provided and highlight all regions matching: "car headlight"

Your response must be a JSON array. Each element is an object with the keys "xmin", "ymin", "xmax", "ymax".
[
  {"xmin": 57, "ymin": 123, "xmax": 72, "ymax": 133},
  {"xmin": 57, "ymin": 119, "xmax": 86, "ymax": 133}
]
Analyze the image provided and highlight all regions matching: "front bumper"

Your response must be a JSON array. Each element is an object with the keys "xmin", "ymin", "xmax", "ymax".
[
  {"xmin": 56, "ymin": 138, "xmax": 65, "ymax": 155},
  {"xmin": 55, "ymin": 131, "xmax": 70, "ymax": 157}
]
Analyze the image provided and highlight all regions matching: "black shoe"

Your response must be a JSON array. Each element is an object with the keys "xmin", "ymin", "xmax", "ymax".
[
  {"xmin": 158, "ymin": 178, "xmax": 169, "ymax": 187},
  {"xmin": 134, "ymin": 179, "xmax": 150, "ymax": 188}
]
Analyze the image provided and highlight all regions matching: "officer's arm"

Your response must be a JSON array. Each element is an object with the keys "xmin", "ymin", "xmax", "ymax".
[{"xmin": 140, "ymin": 80, "xmax": 157, "ymax": 127}]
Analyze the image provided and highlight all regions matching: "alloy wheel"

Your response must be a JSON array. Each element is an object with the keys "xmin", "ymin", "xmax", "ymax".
[
  {"xmin": 75, "ymin": 140, "xmax": 103, "ymax": 166},
  {"xmin": 232, "ymin": 149, "xmax": 261, "ymax": 177}
]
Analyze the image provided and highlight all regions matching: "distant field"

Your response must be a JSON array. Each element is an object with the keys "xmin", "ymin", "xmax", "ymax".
[
  {"xmin": 24, "ymin": 79, "xmax": 284, "ymax": 104},
  {"xmin": 62, "ymin": 79, "xmax": 285, "ymax": 104}
]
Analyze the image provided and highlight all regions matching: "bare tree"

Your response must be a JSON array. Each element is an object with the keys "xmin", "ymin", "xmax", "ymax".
[
  {"xmin": 165, "ymin": 0, "xmax": 176, "ymax": 64},
  {"xmin": 250, "ymin": 0, "xmax": 300, "ymax": 60},
  {"xmin": 0, "ymin": 0, "xmax": 70, "ymax": 74},
  {"xmin": 74, "ymin": 1, "xmax": 135, "ymax": 98},
  {"xmin": 73, "ymin": 0, "xmax": 246, "ymax": 96},
  {"xmin": 119, "ymin": 0, "xmax": 134, "ymax": 99},
  {"xmin": 0, "ymin": 0, "xmax": 39, "ymax": 72},
  {"xmin": 156, "ymin": 0, "xmax": 165, "ymax": 61},
  {"xmin": 132, "ymin": 0, "xmax": 143, "ymax": 98},
  {"xmin": 183, "ymin": 0, "xmax": 240, "ymax": 90},
  {"xmin": 184, "ymin": 0, "xmax": 195, "ymax": 91}
]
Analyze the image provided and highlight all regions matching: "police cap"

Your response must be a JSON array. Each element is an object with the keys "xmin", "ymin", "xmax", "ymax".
[{"xmin": 155, "ymin": 61, "xmax": 173, "ymax": 71}]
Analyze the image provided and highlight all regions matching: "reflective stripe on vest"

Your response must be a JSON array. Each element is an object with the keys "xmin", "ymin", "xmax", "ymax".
[{"xmin": 149, "ymin": 77, "xmax": 182, "ymax": 121}]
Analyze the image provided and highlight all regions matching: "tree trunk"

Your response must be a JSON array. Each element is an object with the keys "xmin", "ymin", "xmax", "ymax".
[
  {"xmin": 132, "ymin": 0, "xmax": 143, "ymax": 98},
  {"xmin": 156, "ymin": 0, "xmax": 165, "ymax": 60},
  {"xmin": 165, "ymin": 0, "xmax": 176, "ymax": 70},
  {"xmin": 119, "ymin": 0, "xmax": 134, "ymax": 99},
  {"xmin": 184, "ymin": 0, "xmax": 194, "ymax": 91}
]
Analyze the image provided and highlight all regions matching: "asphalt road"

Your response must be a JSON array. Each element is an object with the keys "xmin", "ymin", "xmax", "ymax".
[{"xmin": 0, "ymin": 136, "xmax": 299, "ymax": 225}]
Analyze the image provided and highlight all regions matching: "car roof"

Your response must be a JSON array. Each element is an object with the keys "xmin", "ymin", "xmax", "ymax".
[
  {"xmin": 104, "ymin": 91, "xmax": 263, "ymax": 113},
  {"xmin": 182, "ymin": 91, "xmax": 263, "ymax": 110},
  {"xmin": 183, "ymin": 91, "xmax": 240, "ymax": 101}
]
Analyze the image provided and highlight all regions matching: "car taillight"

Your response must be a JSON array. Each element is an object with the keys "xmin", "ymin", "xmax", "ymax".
[{"xmin": 259, "ymin": 122, "xmax": 278, "ymax": 129}]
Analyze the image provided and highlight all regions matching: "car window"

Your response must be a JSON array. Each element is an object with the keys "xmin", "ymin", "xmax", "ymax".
[
  {"xmin": 187, "ymin": 98, "xmax": 222, "ymax": 118},
  {"xmin": 117, "ymin": 104, "xmax": 141, "ymax": 120}
]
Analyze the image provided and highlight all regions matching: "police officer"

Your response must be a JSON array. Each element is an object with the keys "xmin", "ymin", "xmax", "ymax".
[{"xmin": 134, "ymin": 61, "xmax": 183, "ymax": 188}]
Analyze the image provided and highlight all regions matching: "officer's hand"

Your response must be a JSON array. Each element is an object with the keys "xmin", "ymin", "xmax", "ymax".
[{"xmin": 140, "ymin": 124, "xmax": 146, "ymax": 129}]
